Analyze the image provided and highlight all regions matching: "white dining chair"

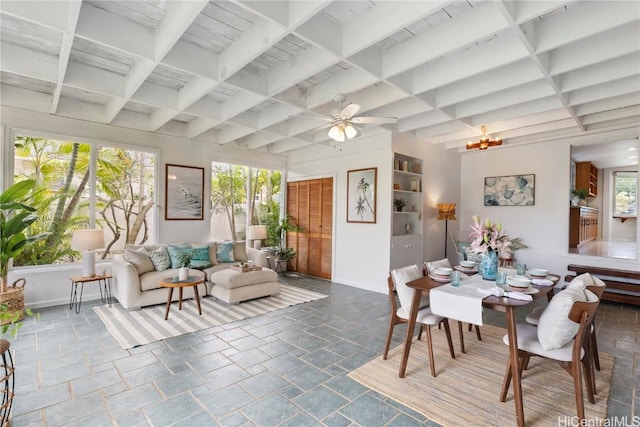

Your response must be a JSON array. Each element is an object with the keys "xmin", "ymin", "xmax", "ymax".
[{"xmin": 385, "ymin": 265, "xmax": 456, "ymax": 377}]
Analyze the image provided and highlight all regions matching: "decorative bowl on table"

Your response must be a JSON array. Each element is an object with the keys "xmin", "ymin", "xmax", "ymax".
[
  {"xmin": 460, "ymin": 260, "xmax": 476, "ymax": 268},
  {"xmin": 433, "ymin": 267, "xmax": 453, "ymax": 278},
  {"xmin": 528, "ymin": 268, "xmax": 549, "ymax": 278},
  {"xmin": 506, "ymin": 275, "xmax": 531, "ymax": 288}
]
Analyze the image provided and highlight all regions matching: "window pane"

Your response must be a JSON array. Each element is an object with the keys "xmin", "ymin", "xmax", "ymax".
[
  {"xmin": 13, "ymin": 135, "xmax": 156, "ymax": 266},
  {"xmin": 211, "ymin": 162, "xmax": 248, "ymax": 241},
  {"xmin": 614, "ymin": 171, "xmax": 637, "ymax": 216}
]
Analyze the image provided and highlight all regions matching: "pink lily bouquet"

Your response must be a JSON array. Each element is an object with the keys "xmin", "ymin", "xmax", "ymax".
[{"xmin": 469, "ymin": 215, "xmax": 512, "ymax": 255}]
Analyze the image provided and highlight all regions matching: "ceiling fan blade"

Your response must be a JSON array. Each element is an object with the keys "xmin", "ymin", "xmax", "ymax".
[
  {"xmin": 350, "ymin": 116, "xmax": 397, "ymax": 124},
  {"xmin": 339, "ymin": 103, "xmax": 361, "ymax": 119}
]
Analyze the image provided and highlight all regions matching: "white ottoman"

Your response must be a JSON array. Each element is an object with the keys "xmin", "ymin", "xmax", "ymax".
[{"xmin": 210, "ymin": 268, "xmax": 280, "ymax": 304}]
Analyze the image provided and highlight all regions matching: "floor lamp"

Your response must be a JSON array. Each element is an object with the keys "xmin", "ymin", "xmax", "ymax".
[{"xmin": 437, "ymin": 203, "xmax": 456, "ymax": 259}]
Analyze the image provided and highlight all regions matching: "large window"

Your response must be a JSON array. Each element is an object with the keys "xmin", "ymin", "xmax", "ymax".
[
  {"xmin": 210, "ymin": 162, "xmax": 281, "ymax": 242},
  {"xmin": 613, "ymin": 171, "xmax": 637, "ymax": 217},
  {"xmin": 12, "ymin": 135, "xmax": 156, "ymax": 266}
]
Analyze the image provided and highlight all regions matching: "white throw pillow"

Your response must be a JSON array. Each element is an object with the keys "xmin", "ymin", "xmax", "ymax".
[
  {"xmin": 537, "ymin": 279, "xmax": 587, "ymax": 350},
  {"xmin": 123, "ymin": 246, "xmax": 155, "ymax": 274}
]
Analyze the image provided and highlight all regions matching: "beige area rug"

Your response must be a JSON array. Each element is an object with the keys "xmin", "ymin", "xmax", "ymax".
[{"xmin": 349, "ymin": 324, "xmax": 613, "ymax": 426}]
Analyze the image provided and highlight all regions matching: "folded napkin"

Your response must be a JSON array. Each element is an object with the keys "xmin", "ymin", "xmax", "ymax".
[
  {"xmin": 531, "ymin": 279, "xmax": 554, "ymax": 286},
  {"xmin": 478, "ymin": 287, "xmax": 533, "ymax": 301}
]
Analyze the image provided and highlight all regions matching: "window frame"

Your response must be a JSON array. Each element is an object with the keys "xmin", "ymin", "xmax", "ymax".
[{"xmin": 612, "ymin": 170, "xmax": 638, "ymax": 220}]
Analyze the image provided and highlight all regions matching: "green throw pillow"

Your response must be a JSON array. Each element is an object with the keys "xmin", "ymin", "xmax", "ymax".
[
  {"xmin": 148, "ymin": 247, "xmax": 171, "ymax": 272},
  {"xmin": 216, "ymin": 241, "xmax": 235, "ymax": 263},
  {"xmin": 167, "ymin": 244, "xmax": 191, "ymax": 268},
  {"xmin": 190, "ymin": 246, "xmax": 210, "ymax": 261}
]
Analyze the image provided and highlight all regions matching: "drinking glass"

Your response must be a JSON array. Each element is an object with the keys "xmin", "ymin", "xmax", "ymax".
[
  {"xmin": 450, "ymin": 270, "xmax": 461, "ymax": 286},
  {"xmin": 495, "ymin": 271, "xmax": 507, "ymax": 286},
  {"xmin": 516, "ymin": 263, "xmax": 527, "ymax": 275}
]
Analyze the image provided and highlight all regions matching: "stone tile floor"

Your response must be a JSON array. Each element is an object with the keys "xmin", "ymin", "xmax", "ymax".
[{"xmin": 6, "ymin": 274, "xmax": 639, "ymax": 426}]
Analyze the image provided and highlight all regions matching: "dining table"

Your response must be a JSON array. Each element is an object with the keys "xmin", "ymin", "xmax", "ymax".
[{"xmin": 400, "ymin": 273, "xmax": 559, "ymax": 427}]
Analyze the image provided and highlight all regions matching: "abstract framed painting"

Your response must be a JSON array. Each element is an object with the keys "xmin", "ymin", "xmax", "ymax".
[
  {"xmin": 165, "ymin": 164, "xmax": 204, "ymax": 220},
  {"xmin": 347, "ymin": 167, "xmax": 377, "ymax": 223},
  {"xmin": 484, "ymin": 174, "xmax": 535, "ymax": 206}
]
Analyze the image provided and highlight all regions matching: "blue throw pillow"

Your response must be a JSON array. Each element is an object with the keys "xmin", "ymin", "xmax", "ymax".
[
  {"xmin": 189, "ymin": 259, "xmax": 212, "ymax": 270},
  {"xmin": 167, "ymin": 244, "xmax": 191, "ymax": 268},
  {"xmin": 216, "ymin": 241, "xmax": 235, "ymax": 263}
]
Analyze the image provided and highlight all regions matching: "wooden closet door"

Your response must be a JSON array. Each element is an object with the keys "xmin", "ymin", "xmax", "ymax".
[{"xmin": 286, "ymin": 178, "xmax": 332, "ymax": 279}]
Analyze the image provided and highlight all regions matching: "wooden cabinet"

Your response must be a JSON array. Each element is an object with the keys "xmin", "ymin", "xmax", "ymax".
[
  {"xmin": 391, "ymin": 153, "xmax": 423, "ymax": 269},
  {"xmin": 569, "ymin": 207, "xmax": 598, "ymax": 248},
  {"xmin": 575, "ymin": 162, "xmax": 598, "ymax": 197}
]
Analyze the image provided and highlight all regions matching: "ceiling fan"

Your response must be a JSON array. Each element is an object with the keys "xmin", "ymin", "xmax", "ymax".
[{"xmin": 301, "ymin": 94, "xmax": 398, "ymax": 142}]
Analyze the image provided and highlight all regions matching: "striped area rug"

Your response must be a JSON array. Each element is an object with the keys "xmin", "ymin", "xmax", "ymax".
[
  {"xmin": 94, "ymin": 284, "xmax": 327, "ymax": 349},
  {"xmin": 349, "ymin": 324, "xmax": 613, "ymax": 426}
]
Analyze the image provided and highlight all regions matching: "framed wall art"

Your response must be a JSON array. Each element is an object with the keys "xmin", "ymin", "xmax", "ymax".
[
  {"xmin": 165, "ymin": 164, "xmax": 205, "ymax": 220},
  {"xmin": 347, "ymin": 167, "xmax": 377, "ymax": 223},
  {"xmin": 484, "ymin": 174, "xmax": 535, "ymax": 206}
]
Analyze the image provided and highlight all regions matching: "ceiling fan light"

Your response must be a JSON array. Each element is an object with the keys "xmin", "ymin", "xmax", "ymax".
[
  {"xmin": 344, "ymin": 124, "xmax": 357, "ymax": 139},
  {"xmin": 328, "ymin": 125, "xmax": 342, "ymax": 141}
]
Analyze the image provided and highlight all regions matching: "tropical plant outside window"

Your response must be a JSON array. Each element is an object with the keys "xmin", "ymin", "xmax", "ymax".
[
  {"xmin": 12, "ymin": 135, "xmax": 156, "ymax": 266},
  {"xmin": 210, "ymin": 162, "xmax": 282, "ymax": 243},
  {"xmin": 613, "ymin": 171, "xmax": 637, "ymax": 217}
]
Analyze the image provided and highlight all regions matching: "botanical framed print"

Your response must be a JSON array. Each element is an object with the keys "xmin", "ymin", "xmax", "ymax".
[
  {"xmin": 347, "ymin": 167, "xmax": 377, "ymax": 223},
  {"xmin": 165, "ymin": 164, "xmax": 204, "ymax": 220},
  {"xmin": 484, "ymin": 174, "xmax": 535, "ymax": 206}
]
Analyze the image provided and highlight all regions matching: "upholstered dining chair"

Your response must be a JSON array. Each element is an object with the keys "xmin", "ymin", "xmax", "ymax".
[
  {"xmin": 385, "ymin": 265, "xmax": 456, "ymax": 377},
  {"xmin": 525, "ymin": 273, "xmax": 605, "ymax": 379},
  {"xmin": 424, "ymin": 258, "xmax": 482, "ymax": 353},
  {"xmin": 500, "ymin": 286, "xmax": 600, "ymax": 422}
]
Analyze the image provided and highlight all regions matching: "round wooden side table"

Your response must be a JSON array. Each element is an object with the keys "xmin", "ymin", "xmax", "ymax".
[{"xmin": 159, "ymin": 276, "xmax": 204, "ymax": 320}]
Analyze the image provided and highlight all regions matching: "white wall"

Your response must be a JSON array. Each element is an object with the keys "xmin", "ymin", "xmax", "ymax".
[
  {"xmin": 459, "ymin": 141, "xmax": 640, "ymax": 277},
  {"xmin": 287, "ymin": 132, "xmax": 393, "ymax": 294}
]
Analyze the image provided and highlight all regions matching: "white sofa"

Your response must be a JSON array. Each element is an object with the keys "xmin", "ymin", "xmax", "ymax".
[{"xmin": 112, "ymin": 242, "xmax": 269, "ymax": 310}]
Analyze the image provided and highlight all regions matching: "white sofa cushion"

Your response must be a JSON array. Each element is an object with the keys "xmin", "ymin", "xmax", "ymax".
[
  {"xmin": 211, "ymin": 268, "xmax": 278, "ymax": 289},
  {"xmin": 123, "ymin": 247, "xmax": 155, "ymax": 274}
]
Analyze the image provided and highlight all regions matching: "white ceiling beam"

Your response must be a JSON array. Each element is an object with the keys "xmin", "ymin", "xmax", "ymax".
[
  {"xmin": 533, "ymin": 1, "xmax": 640, "ymax": 53},
  {"xmin": 244, "ymin": 132, "xmax": 282, "ymax": 149},
  {"xmin": 75, "ymin": 3, "xmax": 153, "ymax": 59},
  {"xmin": 130, "ymin": 82, "xmax": 178, "ymax": 110},
  {"xmin": 343, "ymin": 1, "xmax": 449, "ymax": 58},
  {"xmin": 293, "ymin": 12, "xmax": 342, "ymax": 55},
  {"xmin": 185, "ymin": 97, "xmax": 224, "ymax": 121},
  {"xmin": 56, "ymin": 96, "xmax": 108, "ymax": 123},
  {"xmin": 567, "ymin": 76, "xmax": 640, "ymax": 106},
  {"xmin": 269, "ymin": 138, "xmax": 313, "ymax": 154},
  {"xmin": 304, "ymin": 68, "xmax": 380, "ymax": 110},
  {"xmin": 498, "ymin": 119, "xmax": 579, "ymax": 139},
  {"xmin": 0, "ymin": 84, "xmax": 52, "ymax": 113},
  {"xmin": 257, "ymin": 103, "xmax": 301, "ymax": 129},
  {"xmin": 581, "ymin": 106, "xmax": 640, "ymax": 125},
  {"xmin": 227, "ymin": 111, "xmax": 259, "ymax": 129},
  {"xmin": 64, "ymin": 61, "xmax": 125, "ymax": 98},
  {"xmin": 488, "ymin": 108, "xmax": 573, "ymax": 133},
  {"xmin": 411, "ymin": 35, "xmax": 530, "ymax": 94},
  {"xmin": 559, "ymin": 53, "xmax": 640, "ymax": 93},
  {"xmin": 163, "ymin": 40, "xmax": 219, "ymax": 81},
  {"xmin": 221, "ymin": 92, "xmax": 266, "ymax": 121},
  {"xmin": 217, "ymin": 125, "xmax": 257, "ymax": 145},
  {"xmin": 148, "ymin": 109, "xmax": 179, "ymax": 132},
  {"xmin": 218, "ymin": 18, "xmax": 286, "ymax": 81},
  {"xmin": 503, "ymin": 0, "xmax": 572, "ymax": 24},
  {"xmin": 585, "ymin": 116, "xmax": 640, "ymax": 132},
  {"xmin": 366, "ymin": 97, "xmax": 430, "ymax": 120},
  {"xmin": 177, "ymin": 77, "xmax": 219, "ymax": 111},
  {"xmin": 398, "ymin": 110, "xmax": 450, "ymax": 133},
  {"xmin": 471, "ymin": 96, "xmax": 565, "ymax": 126},
  {"xmin": 110, "ymin": 109, "xmax": 151, "ymax": 131},
  {"xmin": 267, "ymin": 47, "xmax": 338, "ymax": 96},
  {"xmin": 0, "ymin": 42, "xmax": 58, "ymax": 82},
  {"xmin": 574, "ymin": 93, "xmax": 640, "ymax": 117},
  {"xmin": 415, "ymin": 120, "xmax": 469, "ymax": 139},
  {"xmin": 104, "ymin": 58, "xmax": 156, "ymax": 122},
  {"xmin": 235, "ymin": 0, "xmax": 288, "ymax": 25},
  {"xmin": 383, "ymin": 1, "xmax": 509, "ymax": 78},
  {"xmin": 187, "ymin": 117, "xmax": 222, "ymax": 139},
  {"xmin": 0, "ymin": 0, "xmax": 71, "ymax": 31},
  {"xmin": 153, "ymin": 1, "xmax": 208, "ymax": 61},
  {"xmin": 549, "ymin": 22, "xmax": 640, "ymax": 76},
  {"xmin": 435, "ymin": 60, "xmax": 544, "ymax": 108},
  {"xmin": 456, "ymin": 80, "xmax": 555, "ymax": 119},
  {"xmin": 347, "ymin": 48, "xmax": 382, "ymax": 79},
  {"xmin": 51, "ymin": 0, "xmax": 82, "ymax": 113}
]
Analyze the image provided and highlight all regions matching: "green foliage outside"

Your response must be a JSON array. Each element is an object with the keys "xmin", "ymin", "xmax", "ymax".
[{"xmin": 614, "ymin": 174, "xmax": 637, "ymax": 215}]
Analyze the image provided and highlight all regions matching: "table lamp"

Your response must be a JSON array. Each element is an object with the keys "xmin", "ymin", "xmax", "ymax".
[
  {"xmin": 72, "ymin": 229, "xmax": 105, "ymax": 277},
  {"xmin": 247, "ymin": 225, "xmax": 267, "ymax": 249},
  {"xmin": 437, "ymin": 203, "xmax": 456, "ymax": 258}
]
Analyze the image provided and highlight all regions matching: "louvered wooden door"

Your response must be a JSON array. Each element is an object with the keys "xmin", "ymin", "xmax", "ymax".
[{"xmin": 287, "ymin": 178, "xmax": 333, "ymax": 279}]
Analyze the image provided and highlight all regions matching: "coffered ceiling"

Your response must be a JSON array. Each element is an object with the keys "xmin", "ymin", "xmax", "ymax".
[{"xmin": 1, "ymin": 1, "xmax": 639, "ymax": 156}]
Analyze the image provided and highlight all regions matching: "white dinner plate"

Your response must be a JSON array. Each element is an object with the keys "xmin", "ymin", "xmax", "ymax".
[
  {"xmin": 428, "ymin": 274, "xmax": 451, "ymax": 283},
  {"xmin": 505, "ymin": 285, "xmax": 539, "ymax": 294},
  {"xmin": 455, "ymin": 265, "xmax": 478, "ymax": 273}
]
